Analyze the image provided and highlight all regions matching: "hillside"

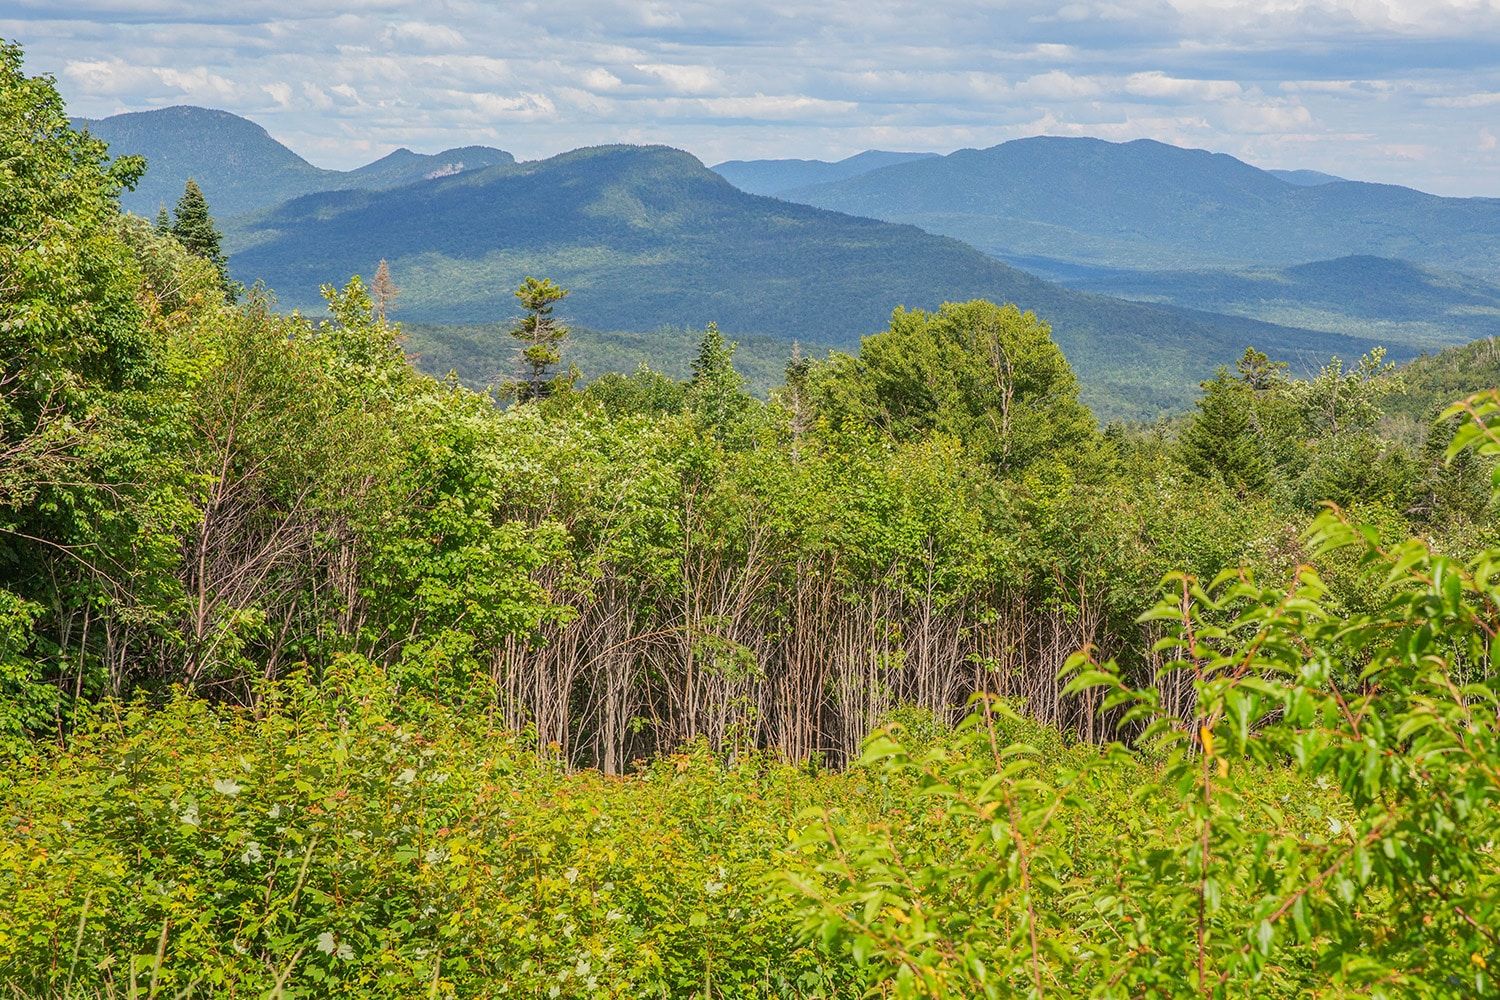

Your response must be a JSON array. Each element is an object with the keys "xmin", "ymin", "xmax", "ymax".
[
  {"xmin": 711, "ymin": 149, "xmax": 938, "ymax": 196},
  {"xmin": 74, "ymin": 106, "xmax": 513, "ymax": 219},
  {"xmin": 228, "ymin": 143, "xmax": 1390, "ymax": 419},
  {"xmin": 780, "ymin": 136, "xmax": 1500, "ymax": 278},
  {"xmin": 1042, "ymin": 255, "xmax": 1500, "ymax": 349}
]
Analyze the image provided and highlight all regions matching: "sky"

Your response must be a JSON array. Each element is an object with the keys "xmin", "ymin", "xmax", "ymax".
[{"xmin": 5, "ymin": 0, "xmax": 1500, "ymax": 195}]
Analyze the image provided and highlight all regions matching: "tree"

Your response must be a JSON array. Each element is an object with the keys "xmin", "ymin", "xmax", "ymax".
[
  {"xmin": 1179, "ymin": 367, "xmax": 1273, "ymax": 493},
  {"xmin": 1296, "ymin": 347, "xmax": 1401, "ymax": 438},
  {"xmin": 812, "ymin": 300, "xmax": 1096, "ymax": 474},
  {"xmin": 508, "ymin": 276, "xmax": 570, "ymax": 403},
  {"xmin": 0, "ymin": 39, "xmax": 146, "ymax": 505},
  {"xmin": 687, "ymin": 322, "xmax": 750, "ymax": 437},
  {"xmin": 371, "ymin": 258, "xmax": 398, "ymax": 323},
  {"xmin": 170, "ymin": 178, "xmax": 231, "ymax": 297},
  {"xmin": 782, "ymin": 341, "xmax": 812, "ymax": 457},
  {"xmin": 153, "ymin": 204, "xmax": 170, "ymax": 233}
]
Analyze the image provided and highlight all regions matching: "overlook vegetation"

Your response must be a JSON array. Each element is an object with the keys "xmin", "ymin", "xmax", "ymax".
[{"xmin": 4, "ymin": 40, "xmax": 1500, "ymax": 998}]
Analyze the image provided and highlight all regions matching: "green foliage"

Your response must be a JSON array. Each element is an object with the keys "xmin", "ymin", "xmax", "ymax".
[
  {"xmin": 688, "ymin": 323, "xmax": 751, "ymax": 439},
  {"xmin": 809, "ymin": 301, "xmax": 1096, "ymax": 474},
  {"xmin": 785, "ymin": 398, "xmax": 1500, "ymax": 996},
  {"xmin": 0, "ymin": 668, "xmax": 866, "ymax": 998}
]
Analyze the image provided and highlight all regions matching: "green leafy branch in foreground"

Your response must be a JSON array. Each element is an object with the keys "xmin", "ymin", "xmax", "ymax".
[{"xmin": 786, "ymin": 391, "xmax": 1500, "ymax": 999}]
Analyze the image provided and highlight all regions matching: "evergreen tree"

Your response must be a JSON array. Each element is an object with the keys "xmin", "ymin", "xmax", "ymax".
[
  {"xmin": 508, "ymin": 276, "xmax": 570, "ymax": 403},
  {"xmin": 1179, "ymin": 367, "xmax": 1272, "ymax": 493},
  {"xmin": 783, "ymin": 341, "xmax": 812, "ymax": 457},
  {"xmin": 153, "ymin": 204, "xmax": 170, "ymax": 233},
  {"xmin": 169, "ymin": 178, "xmax": 231, "ymax": 297},
  {"xmin": 688, "ymin": 322, "xmax": 750, "ymax": 438}
]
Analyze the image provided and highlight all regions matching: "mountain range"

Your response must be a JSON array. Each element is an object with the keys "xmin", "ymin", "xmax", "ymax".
[
  {"xmin": 75, "ymin": 106, "xmax": 1500, "ymax": 419},
  {"xmin": 74, "ymin": 105, "xmax": 514, "ymax": 219},
  {"xmin": 767, "ymin": 136, "xmax": 1500, "ymax": 279}
]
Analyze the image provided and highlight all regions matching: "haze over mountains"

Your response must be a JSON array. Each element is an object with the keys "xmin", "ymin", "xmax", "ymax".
[
  {"xmin": 76, "ymin": 105, "xmax": 1500, "ymax": 418},
  {"xmin": 233, "ymin": 141, "xmax": 1389, "ymax": 417}
]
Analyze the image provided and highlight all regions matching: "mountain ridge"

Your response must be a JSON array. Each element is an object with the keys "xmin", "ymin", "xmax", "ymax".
[{"xmin": 75, "ymin": 105, "xmax": 514, "ymax": 219}]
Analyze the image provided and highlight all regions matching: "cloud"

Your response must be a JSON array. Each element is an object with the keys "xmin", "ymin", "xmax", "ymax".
[
  {"xmin": 1124, "ymin": 72, "xmax": 1242, "ymax": 102},
  {"xmin": 632, "ymin": 63, "xmax": 725, "ymax": 95},
  {"xmin": 11, "ymin": 0, "xmax": 1500, "ymax": 194},
  {"xmin": 1428, "ymin": 91, "xmax": 1500, "ymax": 107}
]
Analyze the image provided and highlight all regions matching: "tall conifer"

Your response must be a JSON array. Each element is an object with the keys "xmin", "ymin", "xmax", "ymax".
[{"xmin": 170, "ymin": 178, "xmax": 231, "ymax": 297}]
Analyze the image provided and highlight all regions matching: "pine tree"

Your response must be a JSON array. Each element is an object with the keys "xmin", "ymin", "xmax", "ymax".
[
  {"xmin": 371, "ymin": 259, "xmax": 399, "ymax": 323},
  {"xmin": 508, "ymin": 277, "xmax": 570, "ymax": 403},
  {"xmin": 170, "ymin": 178, "xmax": 231, "ymax": 297},
  {"xmin": 153, "ymin": 204, "xmax": 170, "ymax": 233}
]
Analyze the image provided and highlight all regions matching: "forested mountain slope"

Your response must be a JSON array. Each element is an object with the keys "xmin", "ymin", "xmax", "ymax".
[
  {"xmin": 74, "ymin": 105, "xmax": 513, "ymax": 218},
  {"xmin": 782, "ymin": 135, "xmax": 1500, "ymax": 277},
  {"xmin": 229, "ymin": 143, "xmax": 1388, "ymax": 418}
]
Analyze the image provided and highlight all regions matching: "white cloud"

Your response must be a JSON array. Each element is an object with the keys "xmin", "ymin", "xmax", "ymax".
[
  {"xmin": 1125, "ymin": 72, "xmax": 1242, "ymax": 102},
  {"xmin": 386, "ymin": 22, "xmax": 467, "ymax": 52},
  {"xmin": 633, "ymin": 63, "xmax": 725, "ymax": 95},
  {"xmin": 695, "ymin": 94, "xmax": 858, "ymax": 118},
  {"xmin": 1428, "ymin": 91, "xmax": 1500, "ymax": 108},
  {"xmin": 1015, "ymin": 71, "xmax": 1103, "ymax": 101}
]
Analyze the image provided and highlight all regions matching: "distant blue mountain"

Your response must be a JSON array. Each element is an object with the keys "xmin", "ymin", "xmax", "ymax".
[
  {"xmin": 74, "ymin": 106, "xmax": 513, "ymax": 220},
  {"xmin": 711, "ymin": 150, "xmax": 938, "ymax": 196},
  {"xmin": 779, "ymin": 136, "xmax": 1500, "ymax": 279}
]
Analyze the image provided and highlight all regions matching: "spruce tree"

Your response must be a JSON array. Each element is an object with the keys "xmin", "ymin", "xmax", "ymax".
[
  {"xmin": 508, "ymin": 277, "xmax": 570, "ymax": 403},
  {"xmin": 1179, "ymin": 368, "xmax": 1272, "ymax": 493},
  {"xmin": 153, "ymin": 204, "xmax": 170, "ymax": 233},
  {"xmin": 688, "ymin": 322, "xmax": 750, "ymax": 438},
  {"xmin": 170, "ymin": 178, "xmax": 231, "ymax": 297}
]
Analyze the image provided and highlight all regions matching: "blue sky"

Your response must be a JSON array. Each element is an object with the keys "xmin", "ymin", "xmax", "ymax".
[{"xmin": 6, "ymin": 0, "xmax": 1500, "ymax": 195}]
